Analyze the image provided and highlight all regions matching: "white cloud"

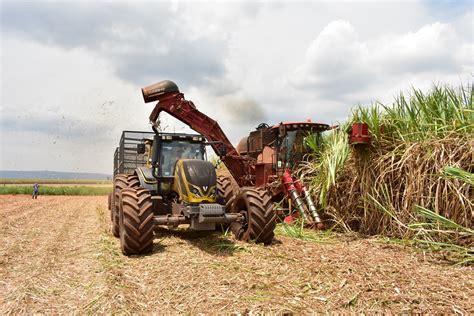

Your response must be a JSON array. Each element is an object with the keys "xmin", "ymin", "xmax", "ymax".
[
  {"xmin": 291, "ymin": 20, "xmax": 372, "ymax": 96},
  {"xmin": 290, "ymin": 20, "xmax": 472, "ymax": 103},
  {"xmin": 0, "ymin": 37, "xmax": 151, "ymax": 172},
  {"xmin": 0, "ymin": 2, "xmax": 233, "ymax": 86},
  {"xmin": 1, "ymin": 1, "xmax": 472, "ymax": 173}
]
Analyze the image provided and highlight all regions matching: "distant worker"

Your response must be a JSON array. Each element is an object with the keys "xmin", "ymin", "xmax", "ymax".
[{"xmin": 32, "ymin": 183, "xmax": 39, "ymax": 199}]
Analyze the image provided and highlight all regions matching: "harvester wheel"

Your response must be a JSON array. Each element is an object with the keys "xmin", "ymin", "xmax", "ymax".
[
  {"xmin": 119, "ymin": 188, "xmax": 154, "ymax": 256},
  {"xmin": 230, "ymin": 187, "xmax": 276, "ymax": 245},
  {"xmin": 111, "ymin": 174, "xmax": 140, "ymax": 238}
]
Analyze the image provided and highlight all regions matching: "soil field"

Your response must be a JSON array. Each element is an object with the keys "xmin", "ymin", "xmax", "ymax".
[
  {"xmin": 0, "ymin": 195, "xmax": 472, "ymax": 313},
  {"xmin": 0, "ymin": 179, "xmax": 111, "ymax": 185},
  {"xmin": 0, "ymin": 183, "xmax": 112, "ymax": 188}
]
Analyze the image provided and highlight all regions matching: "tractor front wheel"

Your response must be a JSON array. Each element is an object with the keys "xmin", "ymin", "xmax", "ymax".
[
  {"xmin": 230, "ymin": 187, "xmax": 276, "ymax": 245},
  {"xmin": 216, "ymin": 175, "xmax": 235, "ymax": 213},
  {"xmin": 119, "ymin": 188, "xmax": 155, "ymax": 256},
  {"xmin": 216, "ymin": 175, "xmax": 236, "ymax": 231}
]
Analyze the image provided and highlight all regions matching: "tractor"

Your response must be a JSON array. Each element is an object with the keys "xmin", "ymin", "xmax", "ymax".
[
  {"xmin": 109, "ymin": 129, "xmax": 275, "ymax": 256},
  {"xmin": 110, "ymin": 80, "xmax": 331, "ymax": 256}
]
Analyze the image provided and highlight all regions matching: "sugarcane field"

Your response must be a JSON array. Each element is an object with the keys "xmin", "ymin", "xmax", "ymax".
[{"xmin": 1, "ymin": 1, "xmax": 473, "ymax": 314}]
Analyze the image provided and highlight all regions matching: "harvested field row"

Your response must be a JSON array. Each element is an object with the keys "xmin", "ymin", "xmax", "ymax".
[
  {"xmin": 0, "ymin": 179, "xmax": 111, "ymax": 185},
  {"xmin": 0, "ymin": 183, "xmax": 111, "ymax": 187},
  {"xmin": 0, "ymin": 195, "xmax": 472, "ymax": 313}
]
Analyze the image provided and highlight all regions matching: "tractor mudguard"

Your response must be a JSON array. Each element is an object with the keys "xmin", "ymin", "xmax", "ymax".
[{"xmin": 134, "ymin": 167, "xmax": 158, "ymax": 192}]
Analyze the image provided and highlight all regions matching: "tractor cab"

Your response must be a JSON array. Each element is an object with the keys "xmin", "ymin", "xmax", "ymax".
[
  {"xmin": 236, "ymin": 121, "xmax": 330, "ymax": 187},
  {"xmin": 135, "ymin": 132, "xmax": 213, "ymax": 199},
  {"xmin": 272, "ymin": 121, "xmax": 330, "ymax": 170},
  {"xmin": 158, "ymin": 135, "xmax": 206, "ymax": 177}
]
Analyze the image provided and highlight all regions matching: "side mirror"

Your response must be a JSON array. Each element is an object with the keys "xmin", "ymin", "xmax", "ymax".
[{"xmin": 137, "ymin": 143, "xmax": 146, "ymax": 154}]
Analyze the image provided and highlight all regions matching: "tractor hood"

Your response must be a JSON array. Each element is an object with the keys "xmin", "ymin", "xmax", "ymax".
[
  {"xmin": 181, "ymin": 159, "xmax": 217, "ymax": 194},
  {"xmin": 173, "ymin": 159, "xmax": 217, "ymax": 203}
]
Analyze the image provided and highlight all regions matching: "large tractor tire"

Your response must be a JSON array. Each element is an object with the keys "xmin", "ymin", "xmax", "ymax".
[
  {"xmin": 230, "ymin": 187, "xmax": 276, "ymax": 245},
  {"xmin": 107, "ymin": 192, "xmax": 112, "ymax": 211},
  {"xmin": 119, "ymin": 188, "xmax": 154, "ymax": 256},
  {"xmin": 111, "ymin": 174, "xmax": 139, "ymax": 237},
  {"xmin": 216, "ymin": 175, "xmax": 235, "ymax": 231},
  {"xmin": 216, "ymin": 175, "xmax": 235, "ymax": 213}
]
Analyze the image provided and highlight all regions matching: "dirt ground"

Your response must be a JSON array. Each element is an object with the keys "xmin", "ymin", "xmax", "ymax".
[
  {"xmin": 0, "ymin": 183, "xmax": 112, "ymax": 187},
  {"xmin": 0, "ymin": 195, "xmax": 472, "ymax": 314}
]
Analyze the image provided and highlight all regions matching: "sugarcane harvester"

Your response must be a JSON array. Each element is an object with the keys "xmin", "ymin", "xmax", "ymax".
[{"xmin": 143, "ymin": 80, "xmax": 328, "ymax": 228}]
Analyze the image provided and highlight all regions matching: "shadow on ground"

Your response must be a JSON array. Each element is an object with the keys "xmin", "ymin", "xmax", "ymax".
[
  {"xmin": 150, "ymin": 242, "xmax": 166, "ymax": 255},
  {"xmin": 154, "ymin": 227, "xmax": 251, "ymax": 256}
]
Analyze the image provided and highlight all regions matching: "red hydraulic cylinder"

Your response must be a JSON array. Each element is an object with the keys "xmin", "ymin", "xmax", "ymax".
[
  {"xmin": 281, "ymin": 169, "xmax": 309, "ymax": 222},
  {"xmin": 294, "ymin": 180, "xmax": 324, "ymax": 229}
]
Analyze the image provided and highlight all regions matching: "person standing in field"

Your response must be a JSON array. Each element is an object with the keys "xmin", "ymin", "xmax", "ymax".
[{"xmin": 32, "ymin": 183, "xmax": 39, "ymax": 199}]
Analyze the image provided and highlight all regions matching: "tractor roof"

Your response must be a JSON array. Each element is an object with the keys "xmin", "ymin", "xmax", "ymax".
[{"xmin": 270, "ymin": 121, "xmax": 331, "ymax": 132}]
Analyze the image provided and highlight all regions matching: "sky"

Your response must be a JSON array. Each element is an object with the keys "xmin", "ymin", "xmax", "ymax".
[{"xmin": 0, "ymin": 0, "xmax": 472, "ymax": 174}]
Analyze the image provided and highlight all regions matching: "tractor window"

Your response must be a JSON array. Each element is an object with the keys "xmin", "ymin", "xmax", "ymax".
[
  {"xmin": 160, "ymin": 141, "xmax": 204, "ymax": 177},
  {"xmin": 285, "ymin": 130, "xmax": 298, "ymax": 162},
  {"xmin": 279, "ymin": 130, "xmax": 316, "ymax": 168}
]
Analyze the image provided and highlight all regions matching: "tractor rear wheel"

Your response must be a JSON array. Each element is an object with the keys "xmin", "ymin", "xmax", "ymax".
[
  {"xmin": 108, "ymin": 192, "xmax": 112, "ymax": 211},
  {"xmin": 230, "ymin": 187, "xmax": 276, "ymax": 245},
  {"xmin": 111, "ymin": 174, "xmax": 140, "ymax": 237},
  {"xmin": 119, "ymin": 188, "xmax": 154, "ymax": 256}
]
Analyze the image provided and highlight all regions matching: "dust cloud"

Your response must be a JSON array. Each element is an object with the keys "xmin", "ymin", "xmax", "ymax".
[{"xmin": 221, "ymin": 95, "xmax": 266, "ymax": 124}]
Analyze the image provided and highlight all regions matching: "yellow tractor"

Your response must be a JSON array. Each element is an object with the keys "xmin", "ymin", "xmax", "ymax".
[{"xmin": 110, "ymin": 131, "xmax": 275, "ymax": 256}]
